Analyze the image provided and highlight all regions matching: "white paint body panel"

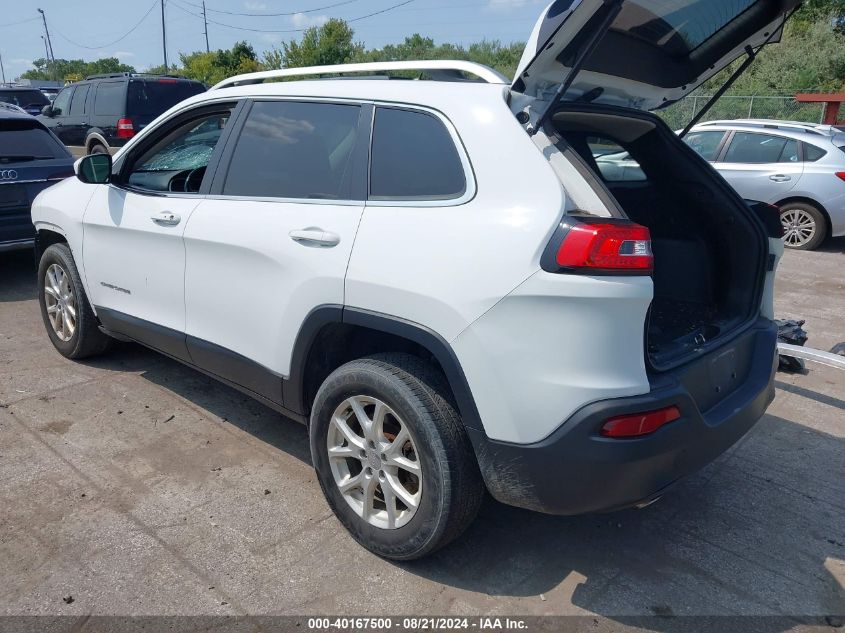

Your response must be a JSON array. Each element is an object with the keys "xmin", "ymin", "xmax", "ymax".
[
  {"xmin": 452, "ymin": 272, "xmax": 653, "ymax": 444},
  {"xmin": 182, "ymin": 198, "xmax": 363, "ymax": 376},
  {"xmin": 82, "ymin": 187, "xmax": 200, "ymax": 332}
]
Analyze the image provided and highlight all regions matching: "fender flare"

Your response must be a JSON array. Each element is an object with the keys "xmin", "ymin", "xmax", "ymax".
[{"xmin": 282, "ymin": 306, "xmax": 484, "ymax": 432}]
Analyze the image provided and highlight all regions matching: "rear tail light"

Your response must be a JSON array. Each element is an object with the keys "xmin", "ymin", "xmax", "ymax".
[
  {"xmin": 545, "ymin": 218, "xmax": 653, "ymax": 274},
  {"xmin": 601, "ymin": 406, "xmax": 681, "ymax": 438},
  {"xmin": 116, "ymin": 118, "xmax": 135, "ymax": 139},
  {"xmin": 835, "ymin": 172, "xmax": 845, "ymax": 183}
]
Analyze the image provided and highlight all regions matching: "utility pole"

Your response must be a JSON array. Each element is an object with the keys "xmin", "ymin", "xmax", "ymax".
[
  {"xmin": 41, "ymin": 36, "xmax": 50, "ymax": 63},
  {"xmin": 36, "ymin": 9, "xmax": 55, "ymax": 63},
  {"xmin": 202, "ymin": 1, "xmax": 210, "ymax": 53},
  {"xmin": 160, "ymin": 0, "xmax": 169, "ymax": 73},
  {"xmin": 0, "ymin": 52, "xmax": 6, "ymax": 85}
]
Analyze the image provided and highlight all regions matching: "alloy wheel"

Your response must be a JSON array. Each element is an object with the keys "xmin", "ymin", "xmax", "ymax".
[
  {"xmin": 327, "ymin": 395, "xmax": 422, "ymax": 530},
  {"xmin": 43, "ymin": 263, "xmax": 77, "ymax": 342},
  {"xmin": 781, "ymin": 208, "xmax": 817, "ymax": 248}
]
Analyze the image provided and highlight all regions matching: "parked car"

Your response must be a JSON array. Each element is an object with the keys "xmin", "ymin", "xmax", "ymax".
[
  {"xmin": 31, "ymin": 0, "xmax": 796, "ymax": 560},
  {"xmin": 40, "ymin": 87, "xmax": 61, "ymax": 103},
  {"xmin": 0, "ymin": 109, "xmax": 74, "ymax": 251},
  {"xmin": 38, "ymin": 73, "xmax": 205, "ymax": 155},
  {"xmin": 0, "ymin": 86, "xmax": 51, "ymax": 117},
  {"xmin": 683, "ymin": 119, "xmax": 845, "ymax": 250}
]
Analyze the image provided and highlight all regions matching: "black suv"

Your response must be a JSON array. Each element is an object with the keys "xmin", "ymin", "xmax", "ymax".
[
  {"xmin": 0, "ymin": 87, "xmax": 51, "ymax": 117},
  {"xmin": 1, "ymin": 108, "xmax": 74, "ymax": 251},
  {"xmin": 38, "ymin": 73, "xmax": 206, "ymax": 155}
]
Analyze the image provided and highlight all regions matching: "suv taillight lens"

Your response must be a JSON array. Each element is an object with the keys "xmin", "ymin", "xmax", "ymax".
[
  {"xmin": 554, "ymin": 220, "xmax": 653, "ymax": 274},
  {"xmin": 601, "ymin": 406, "xmax": 681, "ymax": 438},
  {"xmin": 116, "ymin": 118, "xmax": 135, "ymax": 139},
  {"xmin": 835, "ymin": 172, "xmax": 845, "ymax": 183}
]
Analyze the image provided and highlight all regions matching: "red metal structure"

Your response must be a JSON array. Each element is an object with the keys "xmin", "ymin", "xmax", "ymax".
[{"xmin": 795, "ymin": 92, "xmax": 845, "ymax": 125}]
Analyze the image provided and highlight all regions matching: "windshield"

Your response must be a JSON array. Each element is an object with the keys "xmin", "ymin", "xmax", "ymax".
[{"xmin": 127, "ymin": 80, "xmax": 205, "ymax": 117}]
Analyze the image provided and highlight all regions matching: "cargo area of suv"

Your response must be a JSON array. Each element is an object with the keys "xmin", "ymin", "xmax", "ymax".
[{"xmin": 549, "ymin": 107, "xmax": 765, "ymax": 370}]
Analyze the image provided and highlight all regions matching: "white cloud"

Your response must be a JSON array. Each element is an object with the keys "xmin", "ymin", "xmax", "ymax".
[
  {"xmin": 290, "ymin": 12, "xmax": 329, "ymax": 29},
  {"xmin": 245, "ymin": 1, "xmax": 268, "ymax": 9},
  {"xmin": 112, "ymin": 51, "xmax": 135, "ymax": 59}
]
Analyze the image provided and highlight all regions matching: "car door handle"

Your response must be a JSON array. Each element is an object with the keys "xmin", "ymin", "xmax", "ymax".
[
  {"xmin": 289, "ymin": 228, "xmax": 341, "ymax": 247},
  {"xmin": 151, "ymin": 211, "xmax": 181, "ymax": 226},
  {"xmin": 770, "ymin": 174, "xmax": 791, "ymax": 182}
]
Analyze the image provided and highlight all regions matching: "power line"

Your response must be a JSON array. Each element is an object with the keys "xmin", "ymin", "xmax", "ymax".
[
  {"xmin": 179, "ymin": 0, "xmax": 362, "ymax": 18},
  {"xmin": 170, "ymin": 0, "xmax": 415, "ymax": 34},
  {"xmin": 0, "ymin": 16, "xmax": 40, "ymax": 28},
  {"xmin": 53, "ymin": 0, "xmax": 158, "ymax": 50}
]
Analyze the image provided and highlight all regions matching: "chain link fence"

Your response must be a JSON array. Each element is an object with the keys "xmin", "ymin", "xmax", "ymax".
[{"xmin": 657, "ymin": 95, "xmax": 826, "ymax": 130}]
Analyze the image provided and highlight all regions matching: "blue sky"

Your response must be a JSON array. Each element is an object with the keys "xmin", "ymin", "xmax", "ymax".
[{"xmin": 0, "ymin": 0, "xmax": 547, "ymax": 81}]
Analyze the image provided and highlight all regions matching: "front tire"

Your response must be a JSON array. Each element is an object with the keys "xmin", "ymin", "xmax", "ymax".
[
  {"xmin": 779, "ymin": 202, "xmax": 827, "ymax": 251},
  {"xmin": 38, "ymin": 243, "xmax": 112, "ymax": 359},
  {"xmin": 309, "ymin": 353, "xmax": 483, "ymax": 560}
]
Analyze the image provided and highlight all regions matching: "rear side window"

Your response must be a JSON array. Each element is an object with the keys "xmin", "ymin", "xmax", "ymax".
[
  {"xmin": 70, "ymin": 84, "xmax": 90, "ymax": 116},
  {"xmin": 94, "ymin": 82, "xmax": 125, "ymax": 116},
  {"xmin": 683, "ymin": 130, "xmax": 725, "ymax": 161},
  {"xmin": 802, "ymin": 143, "xmax": 827, "ymax": 162},
  {"xmin": 370, "ymin": 107, "xmax": 466, "ymax": 200},
  {"xmin": 0, "ymin": 121, "xmax": 68, "ymax": 160},
  {"xmin": 223, "ymin": 100, "xmax": 361, "ymax": 200},
  {"xmin": 724, "ymin": 132, "xmax": 799, "ymax": 164},
  {"xmin": 588, "ymin": 137, "xmax": 646, "ymax": 182},
  {"xmin": 127, "ymin": 80, "xmax": 205, "ymax": 117}
]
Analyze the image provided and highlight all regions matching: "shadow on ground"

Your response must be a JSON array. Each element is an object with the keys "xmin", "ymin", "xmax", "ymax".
[{"xmin": 2, "ymin": 250, "xmax": 843, "ymax": 624}]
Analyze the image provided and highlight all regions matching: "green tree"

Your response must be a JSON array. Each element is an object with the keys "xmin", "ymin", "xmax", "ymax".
[
  {"xmin": 280, "ymin": 19, "xmax": 364, "ymax": 68},
  {"xmin": 21, "ymin": 57, "xmax": 134, "ymax": 82}
]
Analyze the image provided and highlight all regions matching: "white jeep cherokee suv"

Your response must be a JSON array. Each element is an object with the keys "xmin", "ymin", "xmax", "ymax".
[{"xmin": 31, "ymin": 0, "xmax": 795, "ymax": 560}]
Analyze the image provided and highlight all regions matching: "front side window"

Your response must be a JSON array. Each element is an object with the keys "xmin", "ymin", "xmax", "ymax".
[
  {"xmin": 370, "ymin": 107, "xmax": 466, "ymax": 200},
  {"xmin": 124, "ymin": 108, "xmax": 233, "ymax": 193},
  {"xmin": 50, "ymin": 87, "xmax": 73, "ymax": 117},
  {"xmin": 683, "ymin": 130, "xmax": 726, "ymax": 161},
  {"xmin": 723, "ymin": 132, "xmax": 800, "ymax": 164},
  {"xmin": 222, "ymin": 100, "xmax": 361, "ymax": 200},
  {"xmin": 70, "ymin": 84, "xmax": 90, "ymax": 116}
]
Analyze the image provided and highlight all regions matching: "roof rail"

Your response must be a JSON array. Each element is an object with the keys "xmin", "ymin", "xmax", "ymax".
[
  {"xmin": 210, "ymin": 60, "xmax": 509, "ymax": 90},
  {"xmin": 697, "ymin": 119, "xmax": 829, "ymax": 135},
  {"xmin": 84, "ymin": 72, "xmax": 189, "ymax": 81}
]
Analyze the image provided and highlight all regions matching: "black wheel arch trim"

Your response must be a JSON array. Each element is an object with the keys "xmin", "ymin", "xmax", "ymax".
[{"xmin": 284, "ymin": 306, "xmax": 484, "ymax": 432}]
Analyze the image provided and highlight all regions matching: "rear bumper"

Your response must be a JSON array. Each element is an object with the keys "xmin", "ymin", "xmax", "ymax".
[{"xmin": 468, "ymin": 318, "xmax": 778, "ymax": 515}]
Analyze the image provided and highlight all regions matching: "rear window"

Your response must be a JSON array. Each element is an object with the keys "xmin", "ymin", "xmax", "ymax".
[
  {"xmin": 723, "ymin": 132, "xmax": 799, "ymax": 164},
  {"xmin": 0, "ymin": 89, "xmax": 49, "ymax": 108},
  {"xmin": 127, "ymin": 80, "xmax": 205, "ymax": 117},
  {"xmin": 0, "ymin": 120, "xmax": 68, "ymax": 160},
  {"xmin": 617, "ymin": 0, "xmax": 757, "ymax": 54},
  {"xmin": 370, "ymin": 107, "xmax": 466, "ymax": 200}
]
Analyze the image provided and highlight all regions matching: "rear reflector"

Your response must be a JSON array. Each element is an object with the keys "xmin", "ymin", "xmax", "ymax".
[
  {"xmin": 600, "ymin": 406, "xmax": 681, "ymax": 438},
  {"xmin": 116, "ymin": 118, "xmax": 135, "ymax": 139},
  {"xmin": 836, "ymin": 172, "xmax": 845, "ymax": 183},
  {"xmin": 556, "ymin": 221, "xmax": 653, "ymax": 273}
]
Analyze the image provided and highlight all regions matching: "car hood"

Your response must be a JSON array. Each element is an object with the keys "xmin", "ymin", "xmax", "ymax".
[{"xmin": 512, "ymin": 0, "xmax": 802, "ymax": 111}]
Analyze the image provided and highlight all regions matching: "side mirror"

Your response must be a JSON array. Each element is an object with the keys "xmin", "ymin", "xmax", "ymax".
[
  {"xmin": 75, "ymin": 153, "xmax": 112, "ymax": 184},
  {"xmin": 41, "ymin": 105, "xmax": 53, "ymax": 116}
]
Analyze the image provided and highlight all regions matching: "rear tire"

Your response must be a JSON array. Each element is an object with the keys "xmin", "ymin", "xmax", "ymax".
[
  {"xmin": 779, "ymin": 202, "xmax": 826, "ymax": 251},
  {"xmin": 88, "ymin": 143, "xmax": 108, "ymax": 155},
  {"xmin": 309, "ymin": 353, "xmax": 483, "ymax": 560},
  {"xmin": 38, "ymin": 243, "xmax": 113, "ymax": 359}
]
